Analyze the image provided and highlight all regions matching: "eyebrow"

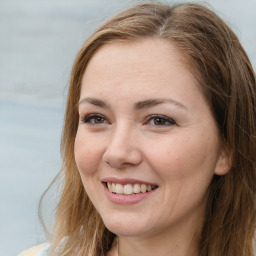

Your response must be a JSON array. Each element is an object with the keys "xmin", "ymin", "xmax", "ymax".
[
  {"xmin": 79, "ymin": 97, "xmax": 188, "ymax": 110},
  {"xmin": 79, "ymin": 97, "xmax": 109, "ymax": 108},
  {"xmin": 134, "ymin": 98, "xmax": 188, "ymax": 110}
]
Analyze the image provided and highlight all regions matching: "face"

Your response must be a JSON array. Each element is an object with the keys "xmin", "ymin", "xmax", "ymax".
[{"xmin": 74, "ymin": 39, "xmax": 230, "ymax": 239}]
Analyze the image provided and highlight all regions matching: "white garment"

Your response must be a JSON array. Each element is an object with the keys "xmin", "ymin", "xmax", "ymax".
[
  {"xmin": 36, "ymin": 244, "xmax": 51, "ymax": 256},
  {"xmin": 17, "ymin": 243, "xmax": 51, "ymax": 256}
]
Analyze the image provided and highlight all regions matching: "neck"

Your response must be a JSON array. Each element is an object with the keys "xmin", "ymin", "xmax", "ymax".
[{"xmin": 116, "ymin": 217, "xmax": 202, "ymax": 256}]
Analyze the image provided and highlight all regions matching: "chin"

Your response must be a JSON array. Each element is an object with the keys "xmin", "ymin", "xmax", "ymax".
[
  {"xmin": 106, "ymin": 224, "xmax": 147, "ymax": 237},
  {"xmin": 100, "ymin": 213, "xmax": 147, "ymax": 236}
]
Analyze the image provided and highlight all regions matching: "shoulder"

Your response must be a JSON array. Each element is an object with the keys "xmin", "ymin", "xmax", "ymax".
[{"xmin": 18, "ymin": 243, "xmax": 50, "ymax": 256}]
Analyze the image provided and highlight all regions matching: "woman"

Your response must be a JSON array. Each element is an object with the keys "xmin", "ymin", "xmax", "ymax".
[{"xmin": 19, "ymin": 1, "xmax": 256, "ymax": 256}]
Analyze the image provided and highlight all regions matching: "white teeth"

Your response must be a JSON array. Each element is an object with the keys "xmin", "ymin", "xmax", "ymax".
[
  {"xmin": 141, "ymin": 184, "xmax": 147, "ymax": 193},
  {"xmin": 133, "ymin": 184, "xmax": 141, "ymax": 194},
  {"xmin": 106, "ymin": 182, "xmax": 156, "ymax": 195},
  {"xmin": 115, "ymin": 184, "xmax": 124, "ymax": 194},
  {"xmin": 124, "ymin": 184, "xmax": 133, "ymax": 195},
  {"xmin": 107, "ymin": 182, "xmax": 112, "ymax": 192}
]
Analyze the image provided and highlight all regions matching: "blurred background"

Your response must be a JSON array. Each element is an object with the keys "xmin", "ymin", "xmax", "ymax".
[{"xmin": 0, "ymin": 0, "xmax": 255, "ymax": 255}]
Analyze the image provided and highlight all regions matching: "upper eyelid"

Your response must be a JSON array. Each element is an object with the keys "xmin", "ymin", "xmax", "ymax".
[
  {"xmin": 81, "ymin": 113, "xmax": 109, "ymax": 123},
  {"xmin": 80, "ymin": 113, "xmax": 106, "ymax": 118},
  {"xmin": 145, "ymin": 114, "xmax": 175, "ymax": 123}
]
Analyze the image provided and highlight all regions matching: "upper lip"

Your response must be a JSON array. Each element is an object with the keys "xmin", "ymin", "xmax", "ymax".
[{"xmin": 101, "ymin": 177, "xmax": 158, "ymax": 186}]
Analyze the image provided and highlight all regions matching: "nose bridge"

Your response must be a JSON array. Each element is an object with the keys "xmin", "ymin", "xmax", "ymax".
[{"xmin": 103, "ymin": 121, "xmax": 142, "ymax": 168}]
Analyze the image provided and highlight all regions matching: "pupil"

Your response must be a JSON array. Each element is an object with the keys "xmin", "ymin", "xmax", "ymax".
[
  {"xmin": 155, "ymin": 118, "xmax": 165, "ymax": 125},
  {"xmin": 95, "ymin": 117, "xmax": 103, "ymax": 123}
]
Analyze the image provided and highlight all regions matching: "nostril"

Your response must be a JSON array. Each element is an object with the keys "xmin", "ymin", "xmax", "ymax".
[{"xmin": 102, "ymin": 137, "xmax": 143, "ymax": 168}]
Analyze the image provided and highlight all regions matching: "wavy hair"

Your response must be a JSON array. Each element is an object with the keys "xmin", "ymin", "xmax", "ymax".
[{"xmin": 40, "ymin": 2, "xmax": 256, "ymax": 256}]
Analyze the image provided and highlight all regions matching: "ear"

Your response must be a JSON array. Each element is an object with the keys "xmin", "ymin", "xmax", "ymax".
[{"xmin": 214, "ymin": 146, "xmax": 232, "ymax": 176}]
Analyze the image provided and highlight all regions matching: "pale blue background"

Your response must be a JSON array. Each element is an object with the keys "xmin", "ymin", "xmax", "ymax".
[{"xmin": 0, "ymin": 1, "xmax": 255, "ymax": 255}]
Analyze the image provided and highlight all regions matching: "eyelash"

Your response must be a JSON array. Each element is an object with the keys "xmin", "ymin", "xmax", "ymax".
[
  {"xmin": 81, "ymin": 114, "xmax": 176, "ymax": 127},
  {"xmin": 144, "ymin": 114, "xmax": 176, "ymax": 126},
  {"xmin": 81, "ymin": 113, "xmax": 108, "ymax": 125}
]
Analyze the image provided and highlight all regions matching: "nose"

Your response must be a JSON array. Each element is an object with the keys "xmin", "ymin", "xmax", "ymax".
[{"xmin": 102, "ymin": 125, "xmax": 143, "ymax": 169}]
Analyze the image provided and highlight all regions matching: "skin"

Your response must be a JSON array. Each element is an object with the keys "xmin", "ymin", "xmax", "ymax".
[{"xmin": 74, "ymin": 39, "xmax": 230, "ymax": 256}]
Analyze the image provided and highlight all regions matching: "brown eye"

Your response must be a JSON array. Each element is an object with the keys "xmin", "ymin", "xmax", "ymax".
[
  {"xmin": 93, "ymin": 117, "xmax": 105, "ymax": 124},
  {"xmin": 153, "ymin": 117, "xmax": 168, "ymax": 125},
  {"xmin": 82, "ymin": 114, "xmax": 108, "ymax": 124},
  {"xmin": 146, "ymin": 114, "xmax": 176, "ymax": 126}
]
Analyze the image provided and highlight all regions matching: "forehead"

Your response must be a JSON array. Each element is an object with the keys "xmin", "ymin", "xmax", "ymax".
[
  {"xmin": 79, "ymin": 38, "xmax": 211, "ymax": 122},
  {"xmin": 81, "ymin": 39, "xmax": 196, "ymax": 91}
]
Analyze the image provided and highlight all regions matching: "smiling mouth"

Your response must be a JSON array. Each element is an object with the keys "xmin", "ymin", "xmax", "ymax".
[{"xmin": 104, "ymin": 182, "xmax": 158, "ymax": 195}]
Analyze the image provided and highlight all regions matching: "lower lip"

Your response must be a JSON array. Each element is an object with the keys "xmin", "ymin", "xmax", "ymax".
[{"xmin": 103, "ymin": 184, "xmax": 157, "ymax": 205}]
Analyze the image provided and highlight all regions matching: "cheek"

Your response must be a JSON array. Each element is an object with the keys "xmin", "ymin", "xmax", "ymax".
[
  {"xmin": 74, "ymin": 131, "xmax": 103, "ymax": 175},
  {"xmin": 146, "ymin": 133, "xmax": 219, "ymax": 180},
  {"xmin": 74, "ymin": 131, "xmax": 104, "ymax": 203}
]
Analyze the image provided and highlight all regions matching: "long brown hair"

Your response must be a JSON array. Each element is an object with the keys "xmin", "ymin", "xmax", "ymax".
[{"xmin": 40, "ymin": 2, "xmax": 256, "ymax": 255}]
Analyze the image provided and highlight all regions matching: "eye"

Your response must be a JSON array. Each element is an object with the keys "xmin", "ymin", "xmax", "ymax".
[
  {"xmin": 145, "ymin": 114, "xmax": 176, "ymax": 126},
  {"xmin": 81, "ymin": 114, "xmax": 108, "ymax": 125}
]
